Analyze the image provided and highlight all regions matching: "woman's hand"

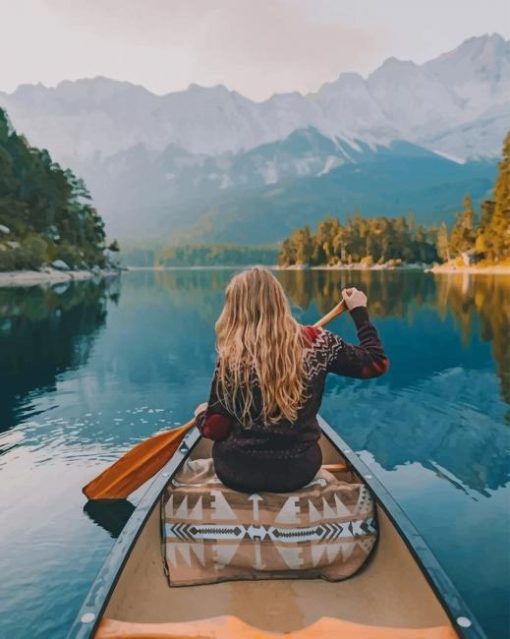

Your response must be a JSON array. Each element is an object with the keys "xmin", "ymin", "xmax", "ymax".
[
  {"xmin": 194, "ymin": 402, "xmax": 208, "ymax": 417},
  {"xmin": 342, "ymin": 287, "xmax": 368, "ymax": 310}
]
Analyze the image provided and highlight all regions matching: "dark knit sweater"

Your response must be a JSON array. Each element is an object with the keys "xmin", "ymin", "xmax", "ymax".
[{"xmin": 195, "ymin": 307, "xmax": 388, "ymax": 493}]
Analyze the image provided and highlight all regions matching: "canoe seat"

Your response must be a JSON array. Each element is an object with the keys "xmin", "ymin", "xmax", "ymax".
[
  {"xmin": 95, "ymin": 615, "xmax": 458, "ymax": 638},
  {"xmin": 161, "ymin": 458, "xmax": 377, "ymax": 586}
]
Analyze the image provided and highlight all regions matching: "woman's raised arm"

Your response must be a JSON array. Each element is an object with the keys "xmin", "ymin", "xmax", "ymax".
[{"xmin": 323, "ymin": 288, "xmax": 389, "ymax": 379}]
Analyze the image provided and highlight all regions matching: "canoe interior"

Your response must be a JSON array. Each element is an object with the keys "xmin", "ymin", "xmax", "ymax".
[{"xmin": 103, "ymin": 435, "xmax": 452, "ymax": 633}]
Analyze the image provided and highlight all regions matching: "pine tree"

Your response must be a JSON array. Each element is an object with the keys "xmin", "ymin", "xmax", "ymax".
[
  {"xmin": 475, "ymin": 200, "xmax": 495, "ymax": 256},
  {"xmin": 436, "ymin": 223, "xmax": 450, "ymax": 262},
  {"xmin": 0, "ymin": 107, "xmax": 108, "ymax": 271},
  {"xmin": 294, "ymin": 226, "xmax": 314, "ymax": 265},
  {"xmin": 485, "ymin": 131, "xmax": 510, "ymax": 261},
  {"xmin": 449, "ymin": 195, "xmax": 477, "ymax": 259},
  {"xmin": 473, "ymin": 132, "xmax": 510, "ymax": 262}
]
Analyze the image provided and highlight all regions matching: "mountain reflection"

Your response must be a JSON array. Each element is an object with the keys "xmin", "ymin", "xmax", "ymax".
[
  {"xmin": 435, "ymin": 274, "xmax": 510, "ymax": 410},
  {"xmin": 0, "ymin": 279, "xmax": 119, "ymax": 430}
]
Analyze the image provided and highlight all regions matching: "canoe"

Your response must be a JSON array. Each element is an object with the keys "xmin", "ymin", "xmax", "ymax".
[{"xmin": 68, "ymin": 418, "xmax": 486, "ymax": 639}]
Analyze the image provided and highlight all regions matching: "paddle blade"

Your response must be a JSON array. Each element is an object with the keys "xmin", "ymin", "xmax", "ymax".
[{"xmin": 83, "ymin": 420, "xmax": 195, "ymax": 500}]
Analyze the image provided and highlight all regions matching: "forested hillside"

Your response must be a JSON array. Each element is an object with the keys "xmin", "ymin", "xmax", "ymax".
[
  {"xmin": 0, "ymin": 108, "xmax": 110, "ymax": 271},
  {"xmin": 278, "ymin": 132, "xmax": 510, "ymax": 267}
]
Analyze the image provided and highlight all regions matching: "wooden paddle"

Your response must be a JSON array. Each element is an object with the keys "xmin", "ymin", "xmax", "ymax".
[
  {"xmin": 83, "ymin": 419, "xmax": 196, "ymax": 500},
  {"xmin": 83, "ymin": 299, "xmax": 347, "ymax": 500},
  {"xmin": 313, "ymin": 299, "xmax": 346, "ymax": 328}
]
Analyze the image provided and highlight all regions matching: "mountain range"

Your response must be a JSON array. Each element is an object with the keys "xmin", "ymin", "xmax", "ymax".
[{"xmin": 1, "ymin": 33, "xmax": 508, "ymax": 244}]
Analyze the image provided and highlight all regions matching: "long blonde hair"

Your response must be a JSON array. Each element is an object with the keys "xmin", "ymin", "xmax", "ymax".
[{"xmin": 215, "ymin": 266, "xmax": 307, "ymax": 426}]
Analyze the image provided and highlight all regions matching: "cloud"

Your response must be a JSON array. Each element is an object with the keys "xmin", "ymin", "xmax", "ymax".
[{"xmin": 43, "ymin": 0, "xmax": 385, "ymax": 99}]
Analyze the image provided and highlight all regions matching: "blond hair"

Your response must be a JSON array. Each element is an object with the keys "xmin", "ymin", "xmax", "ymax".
[{"xmin": 215, "ymin": 266, "xmax": 307, "ymax": 426}]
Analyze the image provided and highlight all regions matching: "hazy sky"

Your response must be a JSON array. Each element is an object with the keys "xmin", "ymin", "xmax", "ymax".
[{"xmin": 1, "ymin": 0, "xmax": 509, "ymax": 100}]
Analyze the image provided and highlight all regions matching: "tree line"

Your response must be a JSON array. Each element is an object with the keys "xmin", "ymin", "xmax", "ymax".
[
  {"xmin": 278, "ymin": 131, "xmax": 510, "ymax": 268},
  {"xmin": 0, "ymin": 107, "xmax": 115, "ymax": 271},
  {"xmin": 278, "ymin": 213, "xmax": 437, "ymax": 267},
  {"xmin": 444, "ymin": 131, "xmax": 509, "ymax": 264}
]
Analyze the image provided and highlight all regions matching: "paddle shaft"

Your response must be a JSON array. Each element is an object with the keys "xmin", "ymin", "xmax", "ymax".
[
  {"xmin": 83, "ymin": 298, "xmax": 348, "ymax": 500},
  {"xmin": 313, "ymin": 299, "xmax": 346, "ymax": 328}
]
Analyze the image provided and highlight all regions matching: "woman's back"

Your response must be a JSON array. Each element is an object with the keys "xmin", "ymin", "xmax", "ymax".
[{"xmin": 195, "ymin": 270, "xmax": 389, "ymax": 493}]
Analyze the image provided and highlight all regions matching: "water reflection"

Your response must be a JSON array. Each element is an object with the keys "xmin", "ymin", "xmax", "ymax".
[
  {"xmin": 151, "ymin": 268, "xmax": 509, "ymax": 413},
  {"xmin": 277, "ymin": 268, "xmax": 438, "ymax": 319},
  {"xmin": 148, "ymin": 269, "xmax": 510, "ymax": 496},
  {"xmin": 0, "ymin": 269, "xmax": 508, "ymax": 639},
  {"xmin": 279, "ymin": 270, "xmax": 510, "ymax": 407},
  {"xmin": 0, "ymin": 278, "xmax": 120, "ymax": 430},
  {"xmin": 84, "ymin": 499, "xmax": 135, "ymax": 538},
  {"xmin": 435, "ymin": 274, "xmax": 510, "ymax": 411}
]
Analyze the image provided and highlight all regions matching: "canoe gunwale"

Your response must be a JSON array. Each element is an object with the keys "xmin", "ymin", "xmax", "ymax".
[
  {"xmin": 66, "ymin": 420, "xmax": 486, "ymax": 639},
  {"xmin": 66, "ymin": 426, "xmax": 203, "ymax": 639},
  {"xmin": 317, "ymin": 418, "xmax": 486, "ymax": 639}
]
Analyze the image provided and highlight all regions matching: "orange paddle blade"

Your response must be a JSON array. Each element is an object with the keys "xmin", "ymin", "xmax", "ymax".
[{"xmin": 83, "ymin": 419, "xmax": 195, "ymax": 500}]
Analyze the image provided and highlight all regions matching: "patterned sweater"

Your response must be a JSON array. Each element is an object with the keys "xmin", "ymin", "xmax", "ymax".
[{"xmin": 195, "ymin": 306, "xmax": 388, "ymax": 493}]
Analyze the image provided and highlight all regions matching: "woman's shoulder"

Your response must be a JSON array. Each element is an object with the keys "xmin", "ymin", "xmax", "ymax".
[
  {"xmin": 302, "ymin": 324, "xmax": 320, "ymax": 346},
  {"xmin": 301, "ymin": 324, "xmax": 331, "ymax": 348}
]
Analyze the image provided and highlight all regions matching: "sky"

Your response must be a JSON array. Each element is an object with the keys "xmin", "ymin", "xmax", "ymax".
[{"xmin": 1, "ymin": 0, "xmax": 509, "ymax": 101}]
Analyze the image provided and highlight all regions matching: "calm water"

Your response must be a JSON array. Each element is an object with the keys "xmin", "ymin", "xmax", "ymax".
[{"xmin": 0, "ymin": 269, "xmax": 509, "ymax": 639}]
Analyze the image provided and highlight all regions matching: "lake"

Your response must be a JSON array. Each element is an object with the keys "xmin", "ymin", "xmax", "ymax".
[{"xmin": 0, "ymin": 269, "xmax": 509, "ymax": 639}]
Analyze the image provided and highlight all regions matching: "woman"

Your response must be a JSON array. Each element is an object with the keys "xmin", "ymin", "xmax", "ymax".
[{"xmin": 195, "ymin": 266, "xmax": 388, "ymax": 494}]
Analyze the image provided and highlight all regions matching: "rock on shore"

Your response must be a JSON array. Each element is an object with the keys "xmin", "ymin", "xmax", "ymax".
[{"xmin": 0, "ymin": 268, "xmax": 120, "ymax": 288}]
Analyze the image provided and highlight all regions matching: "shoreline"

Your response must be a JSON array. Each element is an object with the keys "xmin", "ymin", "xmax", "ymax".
[
  {"xmin": 0, "ymin": 268, "xmax": 121, "ymax": 288},
  {"xmin": 278, "ymin": 263, "xmax": 510, "ymax": 275},
  {"xmin": 276, "ymin": 264, "xmax": 415, "ymax": 272},
  {"xmin": 125, "ymin": 263, "xmax": 510, "ymax": 275},
  {"xmin": 429, "ymin": 265, "xmax": 510, "ymax": 275}
]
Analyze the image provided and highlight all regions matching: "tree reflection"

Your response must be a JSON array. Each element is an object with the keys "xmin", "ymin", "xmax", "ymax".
[
  {"xmin": 435, "ymin": 274, "xmax": 510, "ymax": 415},
  {"xmin": 276, "ymin": 269, "xmax": 437, "ymax": 320},
  {"xmin": 0, "ymin": 279, "xmax": 119, "ymax": 430}
]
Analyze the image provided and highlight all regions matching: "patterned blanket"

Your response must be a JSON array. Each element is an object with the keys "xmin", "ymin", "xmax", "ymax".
[{"xmin": 161, "ymin": 459, "xmax": 377, "ymax": 587}]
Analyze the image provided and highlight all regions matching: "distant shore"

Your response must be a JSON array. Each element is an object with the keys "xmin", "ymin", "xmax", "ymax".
[
  {"xmin": 277, "ymin": 263, "xmax": 417, "ymax": 271},
  {"xmin": 429, "ymin": 263, "xmax": 510, "ymax": 275},
  {"xmin": 0, "ymin": 268, "xmax": 120, "ymax": 288},
  {"xmin": 127, "ymin": 263, "xmax": 423, "ymax": 272},
  {"xmin": 125, "ymin": 263, "xmax": 510, "ymax": 275},
  {"xmin": 278, "ymin": 262, "xmax": 510, "ymax": 275},
  {"xmin": 276, "ymin": 263, "xmax": 430, "ymax": 272}
]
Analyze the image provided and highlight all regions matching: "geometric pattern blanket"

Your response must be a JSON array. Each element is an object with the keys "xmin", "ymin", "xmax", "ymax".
[{"xmin": 161, "ymin": 458, "xmax": 377, "ymax": 586}]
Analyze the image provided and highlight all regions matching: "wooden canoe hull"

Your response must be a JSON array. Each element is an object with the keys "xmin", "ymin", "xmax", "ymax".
[
  {"xmin": 95, "ymin": 616, "xmax": 458, "ymax": 639},
  {"xmin": 67, "ymin": 419, "xmax": 486, "ymax": 639}
]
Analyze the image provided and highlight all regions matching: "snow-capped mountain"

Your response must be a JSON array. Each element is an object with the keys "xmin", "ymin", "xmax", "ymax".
[
  {"xmin": 1, "ymin": 33, "xmax": 508, "ymax": 163},
  {"xmin": 67, "ymin": 128, "xmax": 496, "ymax": 242},
  {"xmin": 74, "ymin": 127, "xmax": 357, "ymax": 217},
  {"xmin": 424, "ymin": 33, "xmax": 510, "ymax": 115},
  {"xmin": 0, "ymin": 33, "xmax": 506, "ymax": 242},
  {"xmin": 366, "ymin": 58, "xmax": 465, "ymax": 137}
]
